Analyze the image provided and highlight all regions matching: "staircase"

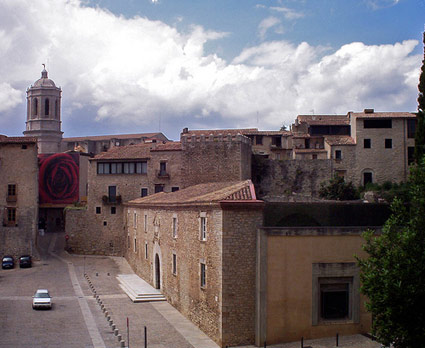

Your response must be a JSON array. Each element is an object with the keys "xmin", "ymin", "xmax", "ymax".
[{"xmin": 117, "ymin": 274, "xmax": 166, "ymax": 303}]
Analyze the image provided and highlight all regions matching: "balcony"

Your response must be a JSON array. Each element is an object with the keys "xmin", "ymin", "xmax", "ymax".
[
  {"xmin": 156, "ymin": 170, "xmax": 170, "ymax": 179},
  {"xmin": 6, "ymin": 195, "xmax": 17, "ymax": 203},
  {"xmin": 102, "ymin": 195, "xmax": 122, "ymax": 204}
]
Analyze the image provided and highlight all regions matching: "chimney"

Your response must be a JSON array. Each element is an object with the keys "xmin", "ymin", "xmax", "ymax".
[
  {"xmin": 182, "ymin": 127, "xmax": 189, "ymax": 134},
  {"xmin": 364, "ymin": 108, "xmax": 374, "ymax": 114}
]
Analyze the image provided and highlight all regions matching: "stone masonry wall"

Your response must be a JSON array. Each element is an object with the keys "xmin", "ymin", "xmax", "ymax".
[
  {"xmin": 252, "ymin": 156, "xmax": 333, "ymax": 199},
  {"xmin": 125, "ymin": 205, "xmax": 224, "ymax": 345},
  {"xmin": 181, "ymin": 134, "xmax": 251, "ymax": 187},
  {"xmin": 0, "ymin": 143, "xmax": 38, "ymax": 258},
  {"xmin": 221, "ymin": 205, "xmax": 264, "ymax": 347}
]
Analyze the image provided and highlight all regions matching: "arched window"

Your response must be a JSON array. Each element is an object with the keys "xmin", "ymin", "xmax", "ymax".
[
  {"xmin": 55, "ymin": 100, "xmax": 58, "ymax": 119},
  {"xmin": 45, "ymin": 98, "xmax": 49, "ymax": 116},
  {"xmin": 33, "ymin": 98, "xmax": 38, "ymax": 116}
]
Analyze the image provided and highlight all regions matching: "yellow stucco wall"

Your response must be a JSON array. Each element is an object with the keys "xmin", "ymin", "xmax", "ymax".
[{"xmin": 266, "ymin": 235, "xmax": 371, "ymax": 344}]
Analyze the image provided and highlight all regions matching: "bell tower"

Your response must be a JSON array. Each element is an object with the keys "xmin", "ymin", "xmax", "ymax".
[{"xmin": 24, "ymin": 66, "xmax": 63, "ymax": 154}]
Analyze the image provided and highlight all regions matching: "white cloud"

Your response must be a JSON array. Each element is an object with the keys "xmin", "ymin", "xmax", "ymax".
[
  {"xmin": 270, "ymin": 6, "xmax": 305, "ymax": 20},
  {"xmin": 0, "ymin": 83, "xmax": 22, "ymax": 112},
  {"xmin": 365, "ymin": 0, "xmax": 400, "ymax": 10},
  {"xmin": 0, "ymin": 0, "xmax": 421, "ymax": 137},
  {"xmin": 258, "ymin": 16, "xmax": 283, "ymax": 40}
]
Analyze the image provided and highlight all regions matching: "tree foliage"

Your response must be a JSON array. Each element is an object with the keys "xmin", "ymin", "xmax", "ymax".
[
  {"xmin": 415, "ymin": 32, "xmax": 425, "ymax": 162},
  {"xmin": 357, "ymin": 160, "xmax": 425, "ymax": 348},
  {"xmin": 319, "ymin": 175, "xmax": 358, "ymax": 200}
]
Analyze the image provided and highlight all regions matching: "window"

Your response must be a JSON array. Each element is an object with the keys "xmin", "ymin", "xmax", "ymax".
[
  {"xmin": 407, "ymin": 119, "xmax": 416, "ymax": 138},
  {"xmin": 134, "ymin": 238, "xmax": 137, "ymax": 252},
  {"xmin": 200, "ymin": 262, "xmax": 206, "ymax": 288},
  {"xmin": 33, "ymin": 98, "xmax": 38, "ymax": 116},
  {"xmin": 145, "ymin": 242, "xmax": 148, "ymax": 259},
  {"xmin": 155, "ymin": 184, "xmax": 164, "ymax": 193},
  {"xmin": 312, "ymin": 263, "xmax": 360, "ymax": 325},
  {"xmin": 108, "ymin": 186, "xmax": 116, "ymax": 203},
  {"xmin": 141, "ymin": 188, "xmax": 148, "ymax": 197},
  {"xmin": 408, "ymin": 146, "xmax": 415, "ymax": 165},
  {"xmin": 6, "ymin": 207, "xmax": 16, "ymax": 225},
  {"xmin": 111, "ymin": 207, "xmax": 116, "ymax": 214},
  {"xmin": 172, "ymin": 253, "xmax": 177, "ymax": 275},
  {"xmin": 200, "ymin": 214, "xmax": 207, "ymax": 241},
  {"xmin": 172, "ymin": 216, "xmax": 177, "ymax": 238},
  {"xmin": 144, "ymin": 214, "xmax": 147, "ymax": 232},
  {"xmin": 335, "ymin": 150, "xmax": 342, "ymax": 160},
  {"xmin": 44, "ymin": 98, "xmax": 49, "ymax": 116},
  {"xmin": 305, "ymin": 139, "xmax": 310, "ymax": 149},
  {"xmin": 363, "ymin": 119, "xmax": 392, "ymax": 128},
  {"xmin": 312, "ymin": 154, "xmax": 317, "ymax": 160},
  {"xmin": 171, "ymin": 187, "xmax": 179, "ymax": 192},
  {"xmin": 133, "ymin": 212, "xmax": 137, "ymax": 229},
  {"xmin": 21, "ymin": 145, "xmax": 27, "ymax": 149},
  {"xmin": 385, "ymin": 139, "xmax": 392, "ymax": 149},
  {"xmin": 96, "ymin": 207, "xmax": 101, "ymax": 214},
  {"xmin": 159, "ymin": 162, "xmax": 167, "ymax": 176},
  {"xmin": 255, "ymin": 135, "xmax": 263, "ymax": 145},
  {"xmin": 7, "ymin": 184, "xmax": 17, "ymax": 201},
  {"xmin": 127, "ymin": 234, "xmax": 130, "ymax": 249},
  {"xmin": 103, "ymin": 221, "xmax": 107, "ymax": 226},
  {"xmin": 364, "ymin": 139, "xmax": 371, "ymax": 148},
  {"xmin": 97, "ymin": 161, "xmax": 147, "ymax": 175},
  {"xmin": 55, "ymin": 100, "xmax": 58, "ymax": 118},
  {"xmin": 272, "ymin": 136, "xmax": 282, "ymax": 147}
]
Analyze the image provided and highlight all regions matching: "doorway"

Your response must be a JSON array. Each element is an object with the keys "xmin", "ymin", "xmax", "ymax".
[{"xmin": 155, "ymin": 254, "xmax": 160, "ymax": 289}]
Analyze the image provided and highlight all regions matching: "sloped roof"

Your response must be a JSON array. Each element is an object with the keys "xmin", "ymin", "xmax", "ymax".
[
  {"xmin": 150, "ymin": 142, "xmax": 182, "ymax": 151},
  {"xmin": 297, "ymin": 115, "xmax": 349, "ymax": 125},
  {"xmin": 242, "ymin": 130, "xmax": 291, "ymax": 136},
  {"xmin": 350, "ymin": 111, "xmax": 415, "ymax": 119},
  {"xmin": 0, "ymin": 135, "xmax": 37, "ymax": 144},
  {"xmin": 93, "ymin": 143, "xmax": 152, "ymax": 160},
  {"xmin": 182, "ymin": 128, "xmax": 258, "ymax": 137},
  {"xmin": 324, "ymin": 135, "xmax": 355, "ymax": 146},
  {"xmin": 127, "ymin": 180, "xmax": 261, "ymax": 206},
  {"xmin": 63, "ymin": 132, "xmax": 168, "ymax": 142}
]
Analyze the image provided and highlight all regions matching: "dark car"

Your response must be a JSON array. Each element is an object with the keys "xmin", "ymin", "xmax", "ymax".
[
  {"xmin": 19, "ymin": 255, "xmax": 32, "ymax": 268},
  {"xmin": 2, "ymin": 256, "xmax": 14, "ymax": 269}
]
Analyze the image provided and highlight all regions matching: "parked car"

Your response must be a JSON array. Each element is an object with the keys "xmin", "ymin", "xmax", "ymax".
[
  {"xmin": 32, "ymin": 289, "xmax": 52, "ymax": 309},
  {"xmin": 19, "ymin": 255, "xmax": 32, "ymax": 268},
  {"xmin": 2, "ymin": 256, "xmax": 14, "ymax": 269}
]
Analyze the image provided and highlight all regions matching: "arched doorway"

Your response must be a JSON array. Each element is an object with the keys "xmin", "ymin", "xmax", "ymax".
[{"xmin": 155, "ymin": 254, "xmax": 160, "ymax": 289}]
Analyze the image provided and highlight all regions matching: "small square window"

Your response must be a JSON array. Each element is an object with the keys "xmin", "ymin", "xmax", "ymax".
[
  {"xmin": 7, "ymin": 207, "xmax": 16, "ymax": 224},
  {"xmin": 111, "ymin": 207, "xmax": 116, "ymax": 214},
  {"xmin": 172, "ymin": 217, "xmax": 177, "ymax": 238},
  {"xmin": 171, "ymin": 187, "xmax": 179, "ymax": 192},
  {"xmin": 103, "ymin": 221, "xmax": 107, "ymax": 226},
  {"xmin": 144, "ymin": 214, "xmax": 148, "ymax": 232},
  {"xmin": 335, "ymin": 150, "xmax": 342, "ymax": 160},
  {"xmin": 21, "ymin": 145, "xmax": 27, "ymax": 149},
  {"xmin": 312, "ymin": 154, "xmax": 317, "ymax": 160},
  {"xmin": 96, "ymin": 207, "xmax": 101, "ymax": 214},
  {"xmin": 141, "ymin": 188, "xmax": 148, "ymax": 197},
  {"xmin": 364, "ymin": 139, "xmax": 371, "ymax": 148},
  {"xmin": 385, "ymin": 138, "xmax": 392, "ymax": 149}
]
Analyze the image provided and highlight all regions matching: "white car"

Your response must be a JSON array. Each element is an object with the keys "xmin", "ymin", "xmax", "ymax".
[{"xmin": 32, "ymin": 289, "xmax": 52, "ymax": 309}]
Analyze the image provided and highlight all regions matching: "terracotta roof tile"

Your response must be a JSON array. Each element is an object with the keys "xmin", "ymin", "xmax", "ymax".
[
  {"xmin": 0, "ymin": 135, "xmax": 37, "ymax": 144},
  {"xmin": 182, "ymin": 128, "xmax": 258, "ymax": 137},
  {"xmin": 127, "ymin": 180, "xmax": 259, "ymax": 206},
  {"xmin": 242, "ymin": 130, "xmax": 291, "ymax": 136},
  {"xmin": 93, "ymin": 143, "xmax": 152, "ymax": 160},
  {"xmin": 150, "ymin": 142, "xmax": 182, "ymax": 151},
  {"xmin": 324, "ymin": 135, "xmax": 355, "ymax": 145},
  {"xmin": 297, "ymin": 115, "xmax": 349, "ymax": 125}
]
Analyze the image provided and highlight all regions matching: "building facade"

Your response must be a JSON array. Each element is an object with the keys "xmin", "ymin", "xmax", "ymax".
[{"xmin": 0, "ymin": 135, "xmax": 39, "ymax": 258}]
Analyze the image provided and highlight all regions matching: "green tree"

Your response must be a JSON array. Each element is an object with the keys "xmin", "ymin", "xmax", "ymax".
[
  {"xmin": 357, "ymin": 160, "xmax": 425, "ymax": 347},
  {"xmin": 319, "ymin": 175, "xmax": 358, "ymax": 200},
  {"xmin": 415, "ymin": 32, "xmax": 425, "ymax": 162}
]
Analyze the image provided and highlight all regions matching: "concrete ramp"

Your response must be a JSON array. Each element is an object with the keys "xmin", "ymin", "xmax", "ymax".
[{"xmin": 117, "ymin": 274, "xmax": 166, "ymax": 303}]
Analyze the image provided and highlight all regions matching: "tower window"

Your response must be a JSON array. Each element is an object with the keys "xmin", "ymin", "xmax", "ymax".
[
  {"xmin": 33, "ymin": 98, "xmax": 38, "ymax": 116},
  {"xmin": 45, "ymin": 98, "xmax": 49, "ymax": 116},
  {"xmin": 55, "ymin": 100, "xmax": 59, "ymax": 119}
]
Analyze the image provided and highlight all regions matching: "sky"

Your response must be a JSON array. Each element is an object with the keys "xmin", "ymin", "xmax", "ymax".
[{"xmin": 0, "ymin": 0, "xmax": 424, "ymax": 141}]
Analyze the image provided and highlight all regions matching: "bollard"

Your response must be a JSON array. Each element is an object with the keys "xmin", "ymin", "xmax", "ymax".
[
  {"xmin": 114, "ymin": 328, "xmax": 119, "ymax": 336},
  {"xmin": 109, "ymin": 320, "xmax": 113, "ymax": 326},
  {"xmin": 105, "ymin": 311, "xmax": 109, "ymax": 317},
  {"xmin": 107, "ymin": 315, "xmax": 111, "ymax": 321},
  {"xmin": 117, "ymin": 334, "xmax": 122, "ymax": 341},
  {"xmin": 120, "ymin": 340, "xmax": 125, "ymax": 347},
  {"xmin": 112, "ymin": 324, "xmax": 116, "ymax": 330}
]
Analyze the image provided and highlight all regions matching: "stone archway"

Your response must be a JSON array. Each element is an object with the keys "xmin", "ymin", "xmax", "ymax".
[{"xmin": 152, "ymin": 241, "xmax": 162, "ymax": 290}]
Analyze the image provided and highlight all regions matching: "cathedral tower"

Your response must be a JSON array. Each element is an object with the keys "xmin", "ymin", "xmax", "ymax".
[{"xmin": 24, "ymin": 66, "xmax": 62, "ymax": 154}]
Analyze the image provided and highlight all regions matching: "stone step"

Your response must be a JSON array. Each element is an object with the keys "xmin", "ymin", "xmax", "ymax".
[{"xmin": 117, "ymin": 274, "xmax": 166, "ymax": 303}]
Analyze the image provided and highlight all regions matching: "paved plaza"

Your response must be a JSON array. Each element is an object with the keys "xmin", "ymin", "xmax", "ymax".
[{"xmin": 0, "ymin": 231, "xmax": 381, "ymax": 348}]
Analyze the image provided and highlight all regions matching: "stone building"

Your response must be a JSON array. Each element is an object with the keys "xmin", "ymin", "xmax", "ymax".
[
  {"xmin": 0, "ymin": 135, "xmax": 38, "ymax": 258},
  {"xmin": 124, "ymin": 180, "xmax": 264, "ymax": 347}
]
